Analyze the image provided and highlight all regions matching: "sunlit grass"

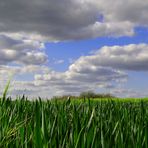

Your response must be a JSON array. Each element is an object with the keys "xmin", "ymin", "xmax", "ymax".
[{"xmin": 0, "ymin": 95, "xmax": 147, "ymax": 147}]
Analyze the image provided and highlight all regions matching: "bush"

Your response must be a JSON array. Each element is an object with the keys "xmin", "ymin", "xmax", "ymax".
[
  {"xmin": 79, "ymin": 91, "xmax": 115, "ymax": 99},
  {"xmin": 79, "ymin": 91, "xmax": 96, "ymax": 98}
]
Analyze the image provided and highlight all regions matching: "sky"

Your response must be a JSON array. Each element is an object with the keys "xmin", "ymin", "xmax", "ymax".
[{"xmin": 0, "ymin": 0, "xmax": 148, "ymax": 98}]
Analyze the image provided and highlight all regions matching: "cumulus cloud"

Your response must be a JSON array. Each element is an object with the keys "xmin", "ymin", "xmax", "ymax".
[
  {"xmin": 95, "ymin": 0, "xmax": 148, "ymax": 26},
  {"xmin": 82, "ymin": 44, "xmax": 148, "ymax": 71},
  {"xmin": 0, "ymin": 35, "xmax": 47, "ymax": 65},
  {"xmin": 0, "ymin": 64, "xmax": 51, "ymax": 97},
  {"xmin": 0, "ymin": 56, "xmax": 128, "ymax": 97},
  {"xmin": 1, "ymin": 42, "xmax": 148, "ymax": 97},
  {"xmin": 111, "ymin": 88, "xmax": 148, "ymax": 98},
  {"xmin": 33, "ymin": 57, "xmax": 127, "ymax": 96},
  {"xmin": 0, "ymin": 65, "xmax": 49, "ymax": 75},
  {"xmin": 1, "ymin": 0, "xmax": 146, "ymax": 41},
  {"xmin": 31, "ymin": 43, "xmax": 148, "ymax": 97}
]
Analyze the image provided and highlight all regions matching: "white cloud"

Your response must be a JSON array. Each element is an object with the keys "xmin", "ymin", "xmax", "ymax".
[
  {"xmin": 0, "ymin": 58, "xmax": 127, "ymax": 98},
  {"xmin": 2, "ymin": 43, "xmax": 148, "ymax": 98},
  {"xmin": 111, "ymin": 88, "xmax": 148, "ymax": 98},
  {"xmin": 32, "ymin": 43, "xmax": 148, "ymax": 97},
  {"xmin": 53, "ymin": 59, "xmax": 64, "ymax": 65},
  {"xmin": 86, "ymin": 44, "xmax": 148, "ymax": 71},
  {"xmin": 33, "ymin": 56, "xmax": 127, "ymax": 97},
  {"xmin": 0, "ymin": 35, "xmax": 48, "ymax": 65}
]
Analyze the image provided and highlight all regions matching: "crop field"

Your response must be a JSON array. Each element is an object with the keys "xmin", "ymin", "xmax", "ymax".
[{"xmin": 0, "ymin": 96, "xmax": 147, "ymax": 148}]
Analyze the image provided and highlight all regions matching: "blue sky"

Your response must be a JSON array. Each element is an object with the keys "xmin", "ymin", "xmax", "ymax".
[
  {"xmin": 43, "ymin": 27, "xmax": 148, "ymax": 97},
  {"xmin": 46, "ymin": 27, "xmax": 148, "ymax": 71},
  {"xmin": 0, "ymin": 0, "xmax": 148, "ymax": 98}
]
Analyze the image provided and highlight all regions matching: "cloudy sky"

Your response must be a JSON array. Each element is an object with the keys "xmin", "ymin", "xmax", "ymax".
[{"xmin": 0, "ymin": 0, "xmax": 148, "ymax": 98}]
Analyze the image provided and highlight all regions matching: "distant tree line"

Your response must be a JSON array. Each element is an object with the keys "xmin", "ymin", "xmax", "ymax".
[
  {"xmin": 52, "ymin": 91, "xmax": 115, "ymax": 100},
  {"xmin": 79, "ymin": 91, "xmax": 115, "ymax": 99}
]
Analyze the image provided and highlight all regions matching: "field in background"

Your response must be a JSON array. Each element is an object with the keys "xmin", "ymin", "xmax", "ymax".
[{"xmin": 0, "ymin": 96, "xmax": 147, "ymax": 147}]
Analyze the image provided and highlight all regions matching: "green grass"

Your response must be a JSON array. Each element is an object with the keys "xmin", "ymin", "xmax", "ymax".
[{"xmin": 0, "ymin": 96, "xmax": 147, "ymax": 148}]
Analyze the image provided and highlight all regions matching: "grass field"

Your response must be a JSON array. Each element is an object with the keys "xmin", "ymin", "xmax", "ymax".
[{"xmin": 0, "ymin": 96, "xmax": 148, "ymax": 148}]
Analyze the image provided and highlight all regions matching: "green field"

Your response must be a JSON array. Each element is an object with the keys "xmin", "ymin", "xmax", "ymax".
[{"xmin": 0, "ymin": 96, "xmax": 148, "ymax": 148}]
